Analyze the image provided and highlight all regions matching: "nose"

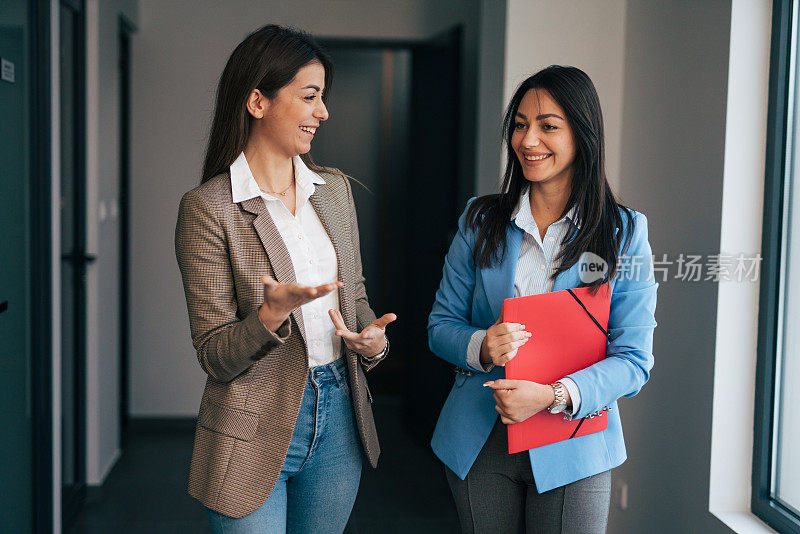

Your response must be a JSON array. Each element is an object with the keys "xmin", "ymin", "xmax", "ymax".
[
  {"xmin": 522, "ymin": 130, "xmax": 540, "ymax": 148},
  {"xmin": 315, "ymin": 99, "xmax": 329, "ymax": 122}
]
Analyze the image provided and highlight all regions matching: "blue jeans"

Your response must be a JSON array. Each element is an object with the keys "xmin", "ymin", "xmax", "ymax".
[{"xmin": 207, "ymin": 357, "xmax": 363, "ymax": 533}]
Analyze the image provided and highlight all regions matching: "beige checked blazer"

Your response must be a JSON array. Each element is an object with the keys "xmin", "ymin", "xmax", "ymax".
[{"xmin": 175, "ymin": 169, "xmax": 383, "ymax": 518}]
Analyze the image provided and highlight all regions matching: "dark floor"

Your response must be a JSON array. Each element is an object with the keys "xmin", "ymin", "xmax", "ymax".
[{"xmin": 66, "ymin": 396, "xmax": 460, "ymax": 533}]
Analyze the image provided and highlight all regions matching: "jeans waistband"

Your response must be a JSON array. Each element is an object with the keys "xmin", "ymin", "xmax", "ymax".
[{"xmin": 309, "ymin": 357, "xmax": 348, "ymax": 388}]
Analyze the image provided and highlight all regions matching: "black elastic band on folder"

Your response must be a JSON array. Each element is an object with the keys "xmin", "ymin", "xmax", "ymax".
[
  {"xmin": 569, "ymin": 418, "xmax": 585, "ymax": 439},
  {"xmin": 564, "ymin": 288, "xmax": 609, "ymax": 439},
  {"xmin": 566, "ymin": 289, "xmax": 610, "ymax": 340}
]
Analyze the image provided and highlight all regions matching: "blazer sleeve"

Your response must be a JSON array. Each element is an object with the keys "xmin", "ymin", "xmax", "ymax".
[
  {"xmin": 175, "ymin": 189, "xmax": 290, "ymax": 382},
  {"xmin": 566, "ymin": 211, "xmax": 658, "ymax": 418},
  {"xmin": 343, "ymin": 177, "xmax": 383, "ymax": 372},
  {"xmin": 427, "ymin": 199, "xmax": 484, "ymax": 370}
]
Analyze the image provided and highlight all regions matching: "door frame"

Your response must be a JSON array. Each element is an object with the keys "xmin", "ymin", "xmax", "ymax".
[
  {"xmin": 118, "ymin": 13, "xmax": 136, "ymax": 441},
  {"xmin": 59, "ymin": 0, "xmax": 88, "ymax": 527},
  {"xmin": 30, "ymin": 0, "xmax": 53, "ymax": 532}
]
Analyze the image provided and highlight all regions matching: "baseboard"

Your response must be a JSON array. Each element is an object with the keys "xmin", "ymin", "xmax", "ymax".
[
  {"xmin": 86, "ymin": 447, "xmax": 121, "ymax": 502},
  {"xmin": 126, "ymin": 417, "xmax": 198, "ymax": 432}
]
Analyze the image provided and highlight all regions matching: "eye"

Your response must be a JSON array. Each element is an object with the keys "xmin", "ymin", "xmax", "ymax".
[
  {"xmin": 304, "ymin": 94, "xmax": 316, "ymax": 101},
  {"xmin": 541, "ymin": 123, "xmax": 558, "ymax": 131},
  {"xmin": 513, "ymin": 122, "xmax": 526, "ymax": 131}
]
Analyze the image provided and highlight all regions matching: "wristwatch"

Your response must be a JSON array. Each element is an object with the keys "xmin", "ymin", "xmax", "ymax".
[{"xmin": 548, "ymin": 382, "xmax": 568, "ymax": 414}]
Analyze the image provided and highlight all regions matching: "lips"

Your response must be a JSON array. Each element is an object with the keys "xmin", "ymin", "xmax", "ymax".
[{"xmin": 299, "ymin": 125, "xmax": 317, "ymax": 135}]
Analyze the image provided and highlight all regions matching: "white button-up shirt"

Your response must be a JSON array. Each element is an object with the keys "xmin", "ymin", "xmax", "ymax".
[
  {"xmin": 230, "ymin": 152, "xmax": 341, "ymax": 367},
  {"xmin": 467, "ymin": 189, "xmax": 583, "ymax": 415}
]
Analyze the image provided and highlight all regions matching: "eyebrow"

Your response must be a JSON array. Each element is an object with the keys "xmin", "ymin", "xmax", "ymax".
[{"xmin": 516, "ymin": 112, "xmax": 565, "ymax": 121}]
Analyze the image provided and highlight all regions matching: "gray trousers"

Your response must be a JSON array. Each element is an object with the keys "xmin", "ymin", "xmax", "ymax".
[{"xmin": 445, "ymin": 421, "xmax": 611, "ymax": 534}]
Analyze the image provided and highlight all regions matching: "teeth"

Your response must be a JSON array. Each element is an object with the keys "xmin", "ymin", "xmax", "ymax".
[
  {"xmin": 525, "ymin": 154, "xmax": 551, "ymax": 161},
  {"xmin": 300, "ymin": 126, "xmax": 317, "ymax": 134}
]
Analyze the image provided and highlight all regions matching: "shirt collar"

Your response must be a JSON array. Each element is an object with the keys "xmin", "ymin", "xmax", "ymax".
[
  {"xmin": 230, "ymin": 152, "xmax": 325, "ymax": 204},
  {"xmin": 511, "ymin": 187, "xmax": 580, "ymax": 233}
]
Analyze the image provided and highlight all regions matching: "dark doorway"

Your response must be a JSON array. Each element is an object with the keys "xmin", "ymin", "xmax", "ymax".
[
  {"xmin": 315, "ymin": 27, "xmax": 467, "ymax": 445},
  {"xmin": 59, "ymin": 0, "xmax": 89, "ymax": 528},
  {"xmin": 401, "ymin": 28, "xmax": 464, "ymax": 443}
]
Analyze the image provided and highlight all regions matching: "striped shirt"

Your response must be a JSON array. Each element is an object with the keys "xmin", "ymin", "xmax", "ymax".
[{"xmin": 466, "ymin": 189, "xmax": 582, "ymax": 416}]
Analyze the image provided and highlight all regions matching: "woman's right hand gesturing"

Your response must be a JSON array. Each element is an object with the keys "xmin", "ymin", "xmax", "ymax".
[
  {"xmin": 479, "ymin": 316, "xmax": 532, "ymax": 367},
  {"xmin": 258, "ymin": 275, "xmax": 343, "ymax": 332}
]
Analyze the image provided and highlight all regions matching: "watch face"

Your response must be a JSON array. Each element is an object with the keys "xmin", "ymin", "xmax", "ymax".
[{"xmin": 549, "ymin": 403, "xmax": 567, "ymax": 414}]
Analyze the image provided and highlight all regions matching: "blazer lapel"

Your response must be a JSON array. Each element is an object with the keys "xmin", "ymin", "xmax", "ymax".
[
  {"xmin": 552, "ymin": 263, "xmax": 581, "ymax": 292},
  {"xmin": 308, "ymin": 185, "xmax": 357, "ymax": 333},
  {"xmin": 552, "ymin": 219, "xmax": 615, "ymax": 292},
  {"xmin": 239, "ymin": 197, "xmax": 307, "ymax": 343},
  {"xmin": 482, "ymin": 223, "xmax": 524, "ymax": 320}
]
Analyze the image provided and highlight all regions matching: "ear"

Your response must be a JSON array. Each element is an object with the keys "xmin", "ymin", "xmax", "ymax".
[{"xmin": 246, "ymin": 89, "xmax": 268, "ymax": 119}]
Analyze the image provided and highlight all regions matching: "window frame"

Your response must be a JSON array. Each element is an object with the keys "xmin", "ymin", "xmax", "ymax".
[{"xmin": 753, "ymin": 0, "xmax": 800, "ymax": 532}]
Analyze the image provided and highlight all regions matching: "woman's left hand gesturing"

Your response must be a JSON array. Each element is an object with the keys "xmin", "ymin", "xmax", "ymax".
[
  {"xmin": 329, "ymin": 309, "xmax": 397, "ymax": 358},
  {"xmin": 483, "ymin": 379, "xmax": 569, "ymax": 424}
]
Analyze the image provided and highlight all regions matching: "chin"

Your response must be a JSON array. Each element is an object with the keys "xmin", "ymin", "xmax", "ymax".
[{"xmin": 522, "ymin": 172, "xmax": 547, "ymax": 182}]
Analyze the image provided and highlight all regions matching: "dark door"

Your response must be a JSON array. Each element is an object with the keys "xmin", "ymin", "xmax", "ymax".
[
  {"xmin": 0, "ymin": 7, "xmax": 35, "ymax": 533},
  {"xmin": 1, "ymin": 1, "xmax": 53, "ymax": 532},
  {"xmin": 60, "ymin": 0, "xmax": 89, "ymax": 528}
]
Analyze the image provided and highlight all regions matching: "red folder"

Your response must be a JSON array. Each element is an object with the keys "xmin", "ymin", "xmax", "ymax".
[{"xmin": 502, "ymin": 284, "xmax": 611, "ymax": 454}]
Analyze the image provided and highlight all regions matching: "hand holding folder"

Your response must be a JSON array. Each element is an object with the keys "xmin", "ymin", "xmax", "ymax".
[{"xmin": 502, "ymin": 284, "xmax": 612, "ymax": 454}]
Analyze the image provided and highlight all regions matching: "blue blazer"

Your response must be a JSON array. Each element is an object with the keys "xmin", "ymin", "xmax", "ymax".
[{"xmin": 428, "ymin": 200, "xmax": 657, "ymax": 492}]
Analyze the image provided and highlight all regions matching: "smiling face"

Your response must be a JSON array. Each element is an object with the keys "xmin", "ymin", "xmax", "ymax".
[
  {"xmin": 256, "ymin": 61, "xmax": 329, "ymax": 158},
  {"xmin": 511, "ymin": 88, "xmax": 577, "ymax": 188}
]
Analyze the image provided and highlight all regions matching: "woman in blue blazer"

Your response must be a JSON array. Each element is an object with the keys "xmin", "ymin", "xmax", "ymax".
[{"xmin": 428, "ymin": 65, "xmax": 657, "ymax": 533}]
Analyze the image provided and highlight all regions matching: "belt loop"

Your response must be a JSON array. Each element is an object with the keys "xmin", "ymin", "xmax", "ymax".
[
  {"xmin": 308, "ymin": 366, "xmax": 319, "ymax": 387},
  {"xmin": 330, "ymin": 359, "xmax": 346, "ymax": 388}
]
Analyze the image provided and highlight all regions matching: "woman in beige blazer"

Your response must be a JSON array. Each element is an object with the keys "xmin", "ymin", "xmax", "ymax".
[{"xmin": 175, "ymin": 25, "xmax": 396, "ymax": 533}]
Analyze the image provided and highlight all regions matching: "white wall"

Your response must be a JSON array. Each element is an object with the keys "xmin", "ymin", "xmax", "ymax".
[
  {"xmin": 129, "ymin": 0, "xmax": 494, "ymax": 416},
  {"xmin": 710, "ymin": 2, "xmax": 776, "ymax": 533},
  {"xmin": 500, "ymin": 0, "xmax": 627, "ymax": 194},
  {"xmin": 84, "ymin": 0, "xmax": 138, "ymax": 485}
]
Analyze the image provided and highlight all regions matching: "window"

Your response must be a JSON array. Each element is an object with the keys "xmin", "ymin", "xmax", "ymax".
[{"xmin": 754, "ymin": 1, "xmax": 800, "ymax": 532}]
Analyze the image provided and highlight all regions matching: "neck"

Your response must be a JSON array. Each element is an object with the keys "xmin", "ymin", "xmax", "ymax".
[
  {"xmin": 528, "ymin": 177, "xmax": 571, "ymax": 221},
  {"xmin": 243, "ymin": 141, "xmax": 294, "ymax": 193}
]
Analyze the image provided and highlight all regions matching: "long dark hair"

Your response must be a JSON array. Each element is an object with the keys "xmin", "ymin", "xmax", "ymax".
[
  {"xmin": 201, "ymin": 25, "xmax": 336, "ymax": 183},
  {"xmin": 466, "ymin": 65, "xmax": 634, "ymax": 289}
]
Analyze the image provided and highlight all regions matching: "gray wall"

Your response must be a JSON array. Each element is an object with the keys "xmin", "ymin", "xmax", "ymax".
[
  {"xmin": 129, "ymin": 0, "xmax": 499, "ymax": 416},
  {"xmin": 475, "ymin": 0, "xmax": 507, "ymax": 196},
  {"xmin": 500, "ymin": 0, "xmax": 628, "ymax": 195},
  {"xmin": 609, "ymin": 1, "xmax": 732, "ymax": 532}
]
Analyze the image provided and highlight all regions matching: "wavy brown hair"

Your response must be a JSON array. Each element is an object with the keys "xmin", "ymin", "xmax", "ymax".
[
  {"xmin": 466, "ymin": 65, "xmax": 634, "ymax": 289},
  {"xmin": 201, "ymin": 25, "xmax": 340, "ymax": 183}
]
